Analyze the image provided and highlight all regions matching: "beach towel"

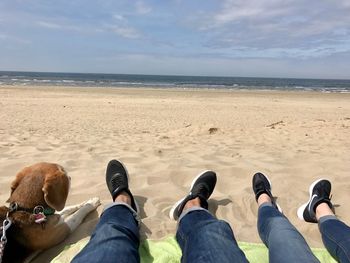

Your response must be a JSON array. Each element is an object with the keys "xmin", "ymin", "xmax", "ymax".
[{"xmin": 51, "ymin": 236, "xmax": 337, "ymax": 263}]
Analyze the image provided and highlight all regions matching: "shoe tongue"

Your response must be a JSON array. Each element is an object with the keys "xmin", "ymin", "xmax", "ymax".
[
  {"xmin": 112, "ymin": 186, "xmax": 128, "ymax": 201},
  {"xmin": 190, "ymin": 184, "xmax": 210, "ymax": 210},
  {"xmin": 198, "ymin": 195, "xmax": 209, "ymax": 209},
  {"xmin": 192, "ymin": 184, "xmax": 209, "ymax": 199},
  {"xmin": 255, "ymin": 188, "xmax": 271, "ymax": 202},
  {"xmin": 311, "ymin": 185, "xmax": 332, "ymax": 214},
  {"xmin": 124, "ymin": 189, "xmax": 138, "ymax": 212},
  {"xmin": 319, "ymin": 187, "xmax": 330, "ymax": 198}
]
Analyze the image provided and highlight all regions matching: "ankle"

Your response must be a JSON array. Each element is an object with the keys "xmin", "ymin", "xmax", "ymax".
[
  {"xmin": 315, "ymin": 202, "xmax": 334, "ymax": 221},
  {"xmin": 115, "ymin": 191, "xmax": 131, "ymax": 205},
  {"xmin": 184, "ymin": 197, "xmax": 201, "ymax": 211},
  {"xmin": 258, "ymin": 193, "xmax": 272, "ymax": 206}
]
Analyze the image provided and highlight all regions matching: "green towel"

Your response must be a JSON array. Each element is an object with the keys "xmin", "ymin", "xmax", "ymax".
[{"xmin": 52, "ymin": 236, "xmax": 337, "ymax": 263}]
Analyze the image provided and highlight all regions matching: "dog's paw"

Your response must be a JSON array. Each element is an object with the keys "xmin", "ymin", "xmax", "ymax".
[{"xmin": 85, "ymin": 197, "xmax": 101, "ymax": 208}]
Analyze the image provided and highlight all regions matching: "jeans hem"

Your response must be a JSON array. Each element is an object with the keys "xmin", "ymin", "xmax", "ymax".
[
  {"xmin": 104, "ymin": 202, "xmax": 141, "ymax": 225},
  {"xmin": 318, "ymin": 215, "xmax": 338, "ymax": 225},
  {"xmin": 178, "ymin": 206, "xmax": 209, "ymax": 222}
]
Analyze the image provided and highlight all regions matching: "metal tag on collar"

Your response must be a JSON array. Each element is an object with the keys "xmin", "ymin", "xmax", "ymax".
[
  {"xmin": 33, "ymin": 206, "xmax": 47, "ymax": 224},
  {"xmin": 8, "ymin": 202, "xmax": 18, "ymax": 213},
  {"xmin": 6, "ymin": 203, "xmax": 18, "ymax": 219}
]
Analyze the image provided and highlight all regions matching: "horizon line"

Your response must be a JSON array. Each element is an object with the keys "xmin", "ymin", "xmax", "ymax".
[{"xmin": 0, "ymin": 69, "xmax": 350, "ymax": 81}]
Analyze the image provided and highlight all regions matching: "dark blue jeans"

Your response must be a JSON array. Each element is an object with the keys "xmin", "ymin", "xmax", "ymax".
[
  {"xmin": 72, "ymin": 204, "xmax": 248, "ymax": 263},
  {"xmin": 176, "ymin": 208, "xmax": 248, "ymax": 262},
  {"xmin": 72, "ymin": 203, "xmax": 350, "ymax": 263},
  {"xmin": 258, "ymin": 203, "xmax": 320, "ymax": 263},
  {"xmin": 72, "ymin": 204, "xmax": 140, "ymax": 263},
  {"xmin": 319, "ymin": 216, "xmax": 350, "ymax": 263}
]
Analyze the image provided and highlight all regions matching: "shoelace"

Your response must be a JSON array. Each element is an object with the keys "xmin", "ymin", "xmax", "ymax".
[
  {"xmin": 255, "ymin": 181, "xmax": 271, "ymax": 199},
  {"xmin": 110, "ymin": 173, "xmax": 127, "ymax": 189},
  {"xmin": 257, "ymin": 180, "xmax": 270, "ymax": 191},
  {"xmin": 315, "ymin": 185, "xmax": 332, "ymax": 202},
  {"xmin": 193, "ymin": 184, "xmax": 209, "ymax": 198}
]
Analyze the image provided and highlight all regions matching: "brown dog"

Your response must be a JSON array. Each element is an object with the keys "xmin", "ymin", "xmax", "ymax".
[{"xmin": 0, "ymin": 162, "xmax": 100, "ymax": 262}]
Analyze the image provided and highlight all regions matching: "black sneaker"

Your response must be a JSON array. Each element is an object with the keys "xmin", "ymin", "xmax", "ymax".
[
  {"xmin": 106, "ymin": 159, "xmax": 139, "ymax": 213},
  {"xmin": 169, "ymin": 170, "xmax": 216, "ymax": 220},
  {"xmin": 252, "ymin": 172, "xmax": 282, "ymax": 212},
  {"xmin": 297, "ymin": 179, "xmax": 332, "ymax": 223}
]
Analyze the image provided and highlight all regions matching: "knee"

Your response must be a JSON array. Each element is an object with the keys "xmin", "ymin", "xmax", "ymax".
[
  {"xmin": 93, "ymin": 222, "xmax": 139, "ymax": 244},
  {"xmin": 267, "ymin": 217, "xmax": 303, "ymax": 242},
  {"xmin": 195, "ymin": 220, "xmax": 234, "ymax": 239}
]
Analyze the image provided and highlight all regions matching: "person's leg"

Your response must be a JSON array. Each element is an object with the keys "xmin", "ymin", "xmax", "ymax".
[
  {"xmin": 72, "ymin": 160, "xmax": 140, "ymax": 263},
  {"xmin": 258, "ymin": 201, "xmax": 319, "ymax": 263},
  {"xmin": 170, "ymin": 171, "xmax": 248, "ymax": 263},
  {"xmin": 72, "ymin": 202, "xmax": 140, "ymax": 263},
  {"xmin": 176, "ymin": 199, "xmax": 248, "ymax": 263},
  {"xmin": 298, "ymin": 179, "xmax": 350, "ymax": 263},
  {"xmin": 317, "ymin": 204, "xmax": 350, "ymax": 263},
  {"xmin": 253, "ymin": 173, "xmax": 319, "ymax": 263}
]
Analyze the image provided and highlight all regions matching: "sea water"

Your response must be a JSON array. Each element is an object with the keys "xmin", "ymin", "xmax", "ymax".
[{"xmin": 0, "ymin": 71, "xmax": 349, "ymax": 93}]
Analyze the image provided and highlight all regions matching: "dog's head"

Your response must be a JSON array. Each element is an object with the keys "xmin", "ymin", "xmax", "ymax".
[{"xmin": 7, "ymin": 162, "xmax": 71, "ymax": 211}]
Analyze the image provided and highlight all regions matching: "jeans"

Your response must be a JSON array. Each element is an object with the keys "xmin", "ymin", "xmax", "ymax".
[
  {"xmin": 72, "ymin": 202, "xmax": 350, "ymax": 263},
  {"xmin": 176, "ymin": 207, "xmax": 249, "ymax": 263},
  {"xmin": 72, "ymin": 204, "xmax": 140, "ymax": 263},
  {"xmin": 258, "ymin": 203, "xmax": 320, "ymax": 263},
  {"xmin": 319, "ymin": 215, "xmax": 350, "ymax": 263},
  {"xmin": 72, "ymin": 204, "xmax": 248, "ymax": 263}
]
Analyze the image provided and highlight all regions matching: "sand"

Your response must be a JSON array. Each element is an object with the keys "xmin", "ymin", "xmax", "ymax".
[{"xmin": 0, "ymin": 85, "xmax": 349, "ymax": 261}]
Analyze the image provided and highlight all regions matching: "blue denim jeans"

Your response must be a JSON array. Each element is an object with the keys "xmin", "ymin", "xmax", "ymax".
[
  {"xmin": 72, "ymin": 203, "xmax": 140, "ymax": 263},
  {"xmin": 319, "ymin": 215, "xmax": 350, "ymax": 263},
  {"xmin": 176, "ymin": 207, "xmax": 248, "ymax": 263},
  {"xmin": 73, "ymin": 202, "xmax": 350, "ymax": 263},
  {"xmin": 258, "ymin": 203, "xmax": 320, "ymax": 263},
  {"xmin": 72, "ymin": 204, "xmax": 248, "ymax": 263}
]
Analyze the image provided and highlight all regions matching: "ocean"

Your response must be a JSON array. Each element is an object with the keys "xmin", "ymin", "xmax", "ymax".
[{"xmin": 0, "ymin": 71, "xmax": 349, "ymax": 93}]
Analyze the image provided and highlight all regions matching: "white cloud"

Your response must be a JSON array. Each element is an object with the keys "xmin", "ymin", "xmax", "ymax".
[
  {"xmin": 212, "ymin": 0, "xmax": 289, "ymax": 25},
  {"xmin": 135, "ymin": 1, "xmax": 152, "ymax": 14},
  {"xmin": 113, "ymin": 14, "xmax": 125, "ymax": 21},
  {"xmin": 0, "ymin": 33, "xmax": 31, "ymax": 44},
  {"xmin": 35, "ymin": 20, "xmax": 84, "ymax": 32},
  {"xmin": 109, "ymin": 25, "xmax": 141, "ymax": 39},
  {"xmin": 191, "ymin": 0, "xmax": 350, "ymax": 57},
  {"xmin": 106, "ymin": 13, "xmax": 143, "ymax": 39},
  {"xmin": 37, "ymin": 21, "xmax": 63, "ymax": 29}
]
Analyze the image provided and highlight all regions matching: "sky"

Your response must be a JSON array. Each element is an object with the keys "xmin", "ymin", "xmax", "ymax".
[{"xmin": 0, "ymin": 0, "xmax": 350, "ymax": 79}]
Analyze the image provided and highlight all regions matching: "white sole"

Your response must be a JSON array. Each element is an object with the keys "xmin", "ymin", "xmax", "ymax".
[
  {"xmin": 169, "ymin": 170, "xmax": 214, "ymax": 220},
  {"xmin": 297, "ymin": 178, "xmax": 326, "ymax": 221}
]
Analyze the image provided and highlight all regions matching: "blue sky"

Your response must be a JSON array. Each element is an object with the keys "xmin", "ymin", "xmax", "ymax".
[{"xmin": 0, "ymin": 0, "xmax": 350, "ymax": 79}]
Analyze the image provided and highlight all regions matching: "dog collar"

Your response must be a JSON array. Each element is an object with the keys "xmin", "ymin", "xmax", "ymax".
[
  {"xmin": 8, "ymin": 202, "xmax": 55, "ymax": 216},
  {"xmin": 44, "ymin": 207, "xmax": 55, "ymax": 216},
  {"xmin": 33, "ymin": 206, "xmax": 55, "ymax": 216}
]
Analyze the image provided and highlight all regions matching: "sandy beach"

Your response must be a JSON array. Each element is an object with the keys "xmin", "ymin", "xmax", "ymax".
[{"xmin": 1, "ymin": 85, "xmax": 349, "ymax": 261}]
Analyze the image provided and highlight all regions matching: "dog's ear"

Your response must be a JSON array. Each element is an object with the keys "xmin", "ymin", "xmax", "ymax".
[
  {"xmin": 7, "ymin": 169, "xmax": 28, "ymax": 202},
  {"xmin": 42, "ymin": 165, "xmax": 70, "ymax": 211}
]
